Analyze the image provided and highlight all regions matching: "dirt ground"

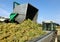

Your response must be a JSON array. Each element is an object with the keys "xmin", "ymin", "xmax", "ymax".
[{"xmin": 56, "ymin": 27, "xmax": 60, "ymax": 42}]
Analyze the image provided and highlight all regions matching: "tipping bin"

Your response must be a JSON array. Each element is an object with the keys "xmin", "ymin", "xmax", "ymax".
[{"xmin": 13, "ymin": 2, "xmax": 38, "ymax": 23}]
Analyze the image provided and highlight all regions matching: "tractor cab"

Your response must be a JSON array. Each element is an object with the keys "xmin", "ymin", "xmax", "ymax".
[{"xmin": 42, "ymin": 21, "xmax": 58, "ymax": 31}]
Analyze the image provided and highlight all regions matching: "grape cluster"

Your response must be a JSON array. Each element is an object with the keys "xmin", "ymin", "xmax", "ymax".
[{"xmin": 0, "ymin": 19, "xmax": 46, "ymax": 42}]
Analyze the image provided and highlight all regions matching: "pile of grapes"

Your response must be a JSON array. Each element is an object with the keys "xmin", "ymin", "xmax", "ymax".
[{"xmin": 0, "ymin": 19, "xmax": 45, "ymax": 42}]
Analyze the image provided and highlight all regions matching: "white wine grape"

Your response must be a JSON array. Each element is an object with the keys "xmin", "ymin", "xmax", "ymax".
[{"xmin": 0, "ymin": 19, "xmax": 46, "ymax": 42}]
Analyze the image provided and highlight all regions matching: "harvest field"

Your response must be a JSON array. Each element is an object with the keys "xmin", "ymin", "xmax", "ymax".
[{"xmin": 0, "ymin": 19, "xmax": 46, "ymax": 42}]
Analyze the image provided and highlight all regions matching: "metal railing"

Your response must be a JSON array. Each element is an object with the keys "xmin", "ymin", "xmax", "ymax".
[{"xmin": 28, "ymin": 31, "xmax": 57, "ymax": 42}]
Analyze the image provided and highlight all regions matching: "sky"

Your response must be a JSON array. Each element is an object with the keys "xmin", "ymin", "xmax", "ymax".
[{"xmin": 0, "ymin": 0, "xmax": 60, "ymax": 24}]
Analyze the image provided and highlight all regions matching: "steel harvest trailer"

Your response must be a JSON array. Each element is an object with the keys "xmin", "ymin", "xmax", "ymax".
[{"xmin": 0, "ymin": 2, "xmax": 57, "ymax": 42}]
